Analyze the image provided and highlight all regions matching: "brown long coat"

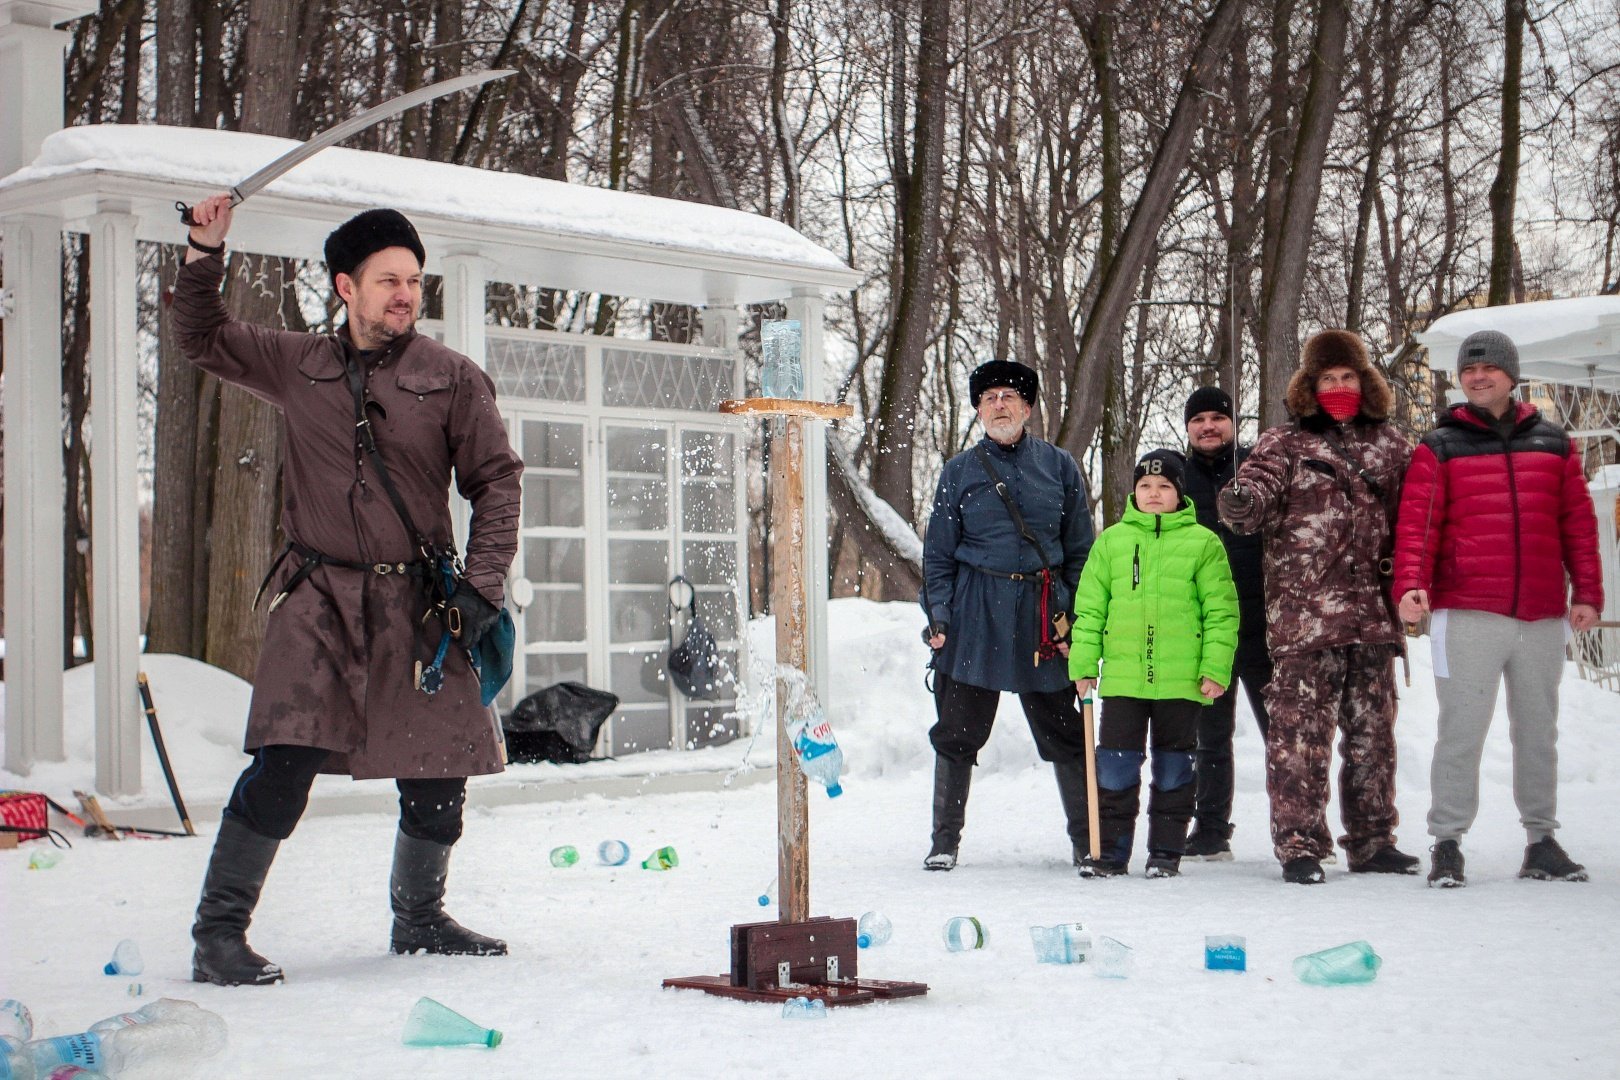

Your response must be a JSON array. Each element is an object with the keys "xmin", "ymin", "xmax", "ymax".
[{"xmin": 172, "ymin": 254, "xmax": 522, "ymax": 779}]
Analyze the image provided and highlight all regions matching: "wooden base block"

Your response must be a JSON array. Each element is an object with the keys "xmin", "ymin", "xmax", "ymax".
[{"xmin": 663, "ymin": 916, "xmax": 929, "ymax": 1006}]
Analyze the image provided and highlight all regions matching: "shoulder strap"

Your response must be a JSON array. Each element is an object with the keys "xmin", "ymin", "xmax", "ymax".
[
  {"xmin": 1321, "ymin": 428, "xmax": 1385, "ymax": 500},
  {"xmin": 972, "ymin": 443, "xmax": 1055, "ymax": 567},
  {"xmin": 343, "ymin": 347, "xmax": 434, "ymax": 559}
]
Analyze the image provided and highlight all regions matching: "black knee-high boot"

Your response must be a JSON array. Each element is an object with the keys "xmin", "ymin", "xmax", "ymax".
[
  {"xmin": 192, "ymin": 817, "xmax": 285, "ymax": 986},
  {"xmin": 1053, "ymin": 761, "xmax": 1091, "ymax": 866},
  {"xmin": 389, "ymin": 830, "xmax": 507, "ymax": 956},
  {"xmin": 925, "ymin": 757, "xmax": 973, "ymax": 871}
]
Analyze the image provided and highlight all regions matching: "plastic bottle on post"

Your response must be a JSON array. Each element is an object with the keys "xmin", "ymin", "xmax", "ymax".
[
  {"xmin": 779, "ymin": 668, "xmax": 844, "ymax": 798},
  {"xmin": 760, "ymin": 320, "xmax": 804, "ymax": 400}
]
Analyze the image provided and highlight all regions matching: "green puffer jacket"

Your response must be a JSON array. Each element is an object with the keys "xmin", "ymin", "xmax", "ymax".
[{"xmin": 1069, "ymin": 499, "xmax": 1239, "ymax": 702}]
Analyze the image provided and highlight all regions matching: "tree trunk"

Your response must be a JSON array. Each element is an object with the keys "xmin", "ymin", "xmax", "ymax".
[
  {"xmin": 200, "ymin": 0, "xmax": 304, "ymax": 680},
  {"xmin": 1487, "ymin": 0, "xmax": 1524, "ymax": 307},
  {"xmin": 1258, "ymin": 0, "xmax": 1349, "ymax": 427},
  {"xmin": 868, "ymin": 0, "xmax": 951, "ymax": 523},
  {"xmin": 769, "ymin": 0, "xmax": 800, "ymax": 230},
  {"xmin": 1056, "ymin": 0, "xmax": 1248, "ymax": 456}
]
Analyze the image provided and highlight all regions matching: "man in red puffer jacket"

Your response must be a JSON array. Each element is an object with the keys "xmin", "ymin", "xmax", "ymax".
[{"xmin": 1393, "ymin": 329, "xmax": 1604, "ymax": 889}]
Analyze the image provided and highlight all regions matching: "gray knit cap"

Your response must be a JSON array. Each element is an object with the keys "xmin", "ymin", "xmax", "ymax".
[{"xmin": 1457, "ymin": 329, "xmax": 1520, "ymax": 384}]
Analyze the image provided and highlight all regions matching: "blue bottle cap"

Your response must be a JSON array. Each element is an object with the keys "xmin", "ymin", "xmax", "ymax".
[{"xmin": 826, "ymin": 783, "xmax": 843, "ymax": 798}]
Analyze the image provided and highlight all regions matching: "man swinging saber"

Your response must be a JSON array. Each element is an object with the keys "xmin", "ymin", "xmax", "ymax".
[
  {"xmin": 176, "ymin": 68, "xmax": 514, "ymax": 225},
  {"xmin": 171, "ymin": 72, "xmax": 523, "ymax": 986}
]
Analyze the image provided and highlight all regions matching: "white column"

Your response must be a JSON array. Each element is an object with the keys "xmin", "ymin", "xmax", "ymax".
[
  {"xmin": 2, "ymin": 213, "xmax": 66, "ymax": 771},
  {"xmin": 0, "ymin": 12, "xmax": 81, "ymax": 179},
  {"xmin": 89, "ymin": 209, "xmax": 142, "ymax": 796},
  {"xmin": 438, "ymin": 252, "xmax": 488, "ymax": 555},
  {"xmin": 783, "ymin": 288, "xmax": 831, "ymax": 709},
  {"xmin": 698, "ymin": 301, "xmax": 742, "ymax": 352},
  {"xmin": 440, "ymin": 252, "xmax": 489, "ymax": 370}
]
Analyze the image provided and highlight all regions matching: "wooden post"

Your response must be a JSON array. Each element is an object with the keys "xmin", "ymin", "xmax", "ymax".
[{"xmin": 771, "ymin": 417, "xmax": 810, "ymax": 923}]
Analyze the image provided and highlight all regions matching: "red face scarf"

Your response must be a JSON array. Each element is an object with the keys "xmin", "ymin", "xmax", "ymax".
[{"xmin": 1317, "ymin": 387, "xmax": 1361, "ymax": 422}]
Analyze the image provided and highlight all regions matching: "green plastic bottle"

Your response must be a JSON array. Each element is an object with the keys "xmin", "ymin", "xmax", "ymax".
[
  {"xmin": 402, "ymin": 998, "xmax": 501, "ymax": 1049},
  {"xmin": 1293, "ymin": 940, "xmax": 1381, "ymax": 985}
]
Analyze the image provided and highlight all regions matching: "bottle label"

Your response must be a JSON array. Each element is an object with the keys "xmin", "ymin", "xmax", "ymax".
[
  {"xmin": 794, "ymin": 733, "xmax": 835, "ymax": 762},
  {"xmin": 32, "ymin": 1033, "xmax": 104, "ymax": 1067}
]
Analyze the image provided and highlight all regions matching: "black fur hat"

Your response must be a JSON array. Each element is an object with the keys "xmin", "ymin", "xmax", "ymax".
[
  {"xmin": 324, "ymin": 209, "xmax": 426, "ymax": 290},
  {"xmin": 969, "ymin": 359, "xmax": 1039, "ymax": 407}
]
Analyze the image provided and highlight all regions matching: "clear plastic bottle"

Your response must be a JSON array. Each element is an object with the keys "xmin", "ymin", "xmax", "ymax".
[
  {"xmin": 0, "ymin": 1000, "xmax": 32, "ymax": 1044},
  {"xmin": 760, "ymin": 320, "xmax": 804, "ymax": 400},
  {"xmin": 597, "ymin": 840, "xmax": 630, "ymax": 866},
  {"xmin": 2, "ymin": 1043, "xmax": 39, "ymax": 1080},
  {"xmin": 779, "ymin": 667, "xmax": 844, "ymax": 798},
  {"xmin": 27, "ymin": 1000, "xmax": 226, "ymax": 1077},
  {"xmin": 758, "ymin": 877, "xmax": 777, "ymax": 907},
  {"xmin": 103, "ymin": 940, "xmax": 144, "ymax": 977},
  {"xmin": 856, "ymin": 912, "xmax": 892, "ymax": 949}
]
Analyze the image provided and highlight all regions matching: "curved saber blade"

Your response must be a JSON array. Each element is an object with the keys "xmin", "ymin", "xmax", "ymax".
[{"xmin": 177, "ymin": 68, "xmax": 514, "ymax": 223}]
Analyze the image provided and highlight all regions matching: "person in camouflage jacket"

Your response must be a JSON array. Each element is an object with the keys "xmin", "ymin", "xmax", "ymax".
[{"xmin": 1218, "ymin": 329, "xmax": 1420, "ymax": 885}]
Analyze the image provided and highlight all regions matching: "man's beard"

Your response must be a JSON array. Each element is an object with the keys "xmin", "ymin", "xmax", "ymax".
[{"xmin": 355, "ymin": 308, "xmax": 414, "ymax": 347}]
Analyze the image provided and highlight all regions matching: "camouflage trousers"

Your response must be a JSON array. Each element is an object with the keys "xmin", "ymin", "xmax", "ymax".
[{"xmin": 1264, "ymin": 644, "xmax": 1401, "ymax": 865}]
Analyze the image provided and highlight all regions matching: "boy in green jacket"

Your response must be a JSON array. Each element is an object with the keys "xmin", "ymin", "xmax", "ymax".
[{"xmin": 1071, "ymin": 450, "xmax": 1239, "ymax": 878}]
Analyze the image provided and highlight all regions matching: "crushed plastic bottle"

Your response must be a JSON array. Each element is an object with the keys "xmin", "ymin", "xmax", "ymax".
[
  {"xmin": 597, "ymin": 840, "xmax": 630, "ymax": 866},
  {"xmin": 780, "ymin": 996, "xmax": 826, "ymax": 1020},
  {"xmin": 548, "ymin": 845, "xmax": 580, "ymax": 868},
  {"xmin": 27, "ymin": 850, "xmax": 61, "ymax": 871},
  {"xmin": 1293, "ymin": 940, "xmax": 1381, "ymax": 986},
  {"xmin": 640, "ymin": 846, "xmax": 679, "ymax": 871},
  {"xmin": 0, "ymin": 1001, "xmax": 32, "ymax": 1044},
  {"xmin": 1205, "ymin": 934, "xmax": 1246, "ymax": 972},
  {"xmin": 779, "ymin": 667, "xmax": 844, "ymax": 798},
  {"xmin": 856, "ymin": 912, "xmax": 892, "ymax": 949},
  {"xmin": 24, "ymin": 999, "xmax": 226, "ymax": 1078},
  {"xmin": 401, "ymin": 997, "xmax": 501, "ymax": 1048},
  {"xmin": 942, "ymin": 916, "xmax": 988, "ymax": 952},
  {"xmin": 103, "ymin": 940, "xmax": 144, "ymax": 977}
]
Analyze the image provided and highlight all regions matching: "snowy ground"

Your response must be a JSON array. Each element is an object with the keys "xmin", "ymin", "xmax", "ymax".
[{"xmin": 4, "ymin": 599, "xmax": 1619, "ymax": 1078}]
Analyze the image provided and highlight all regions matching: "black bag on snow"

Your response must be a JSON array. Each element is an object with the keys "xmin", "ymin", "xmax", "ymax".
[{"xmin": 502, "ymin": 682, "xmax": 619, "ymax": 764}]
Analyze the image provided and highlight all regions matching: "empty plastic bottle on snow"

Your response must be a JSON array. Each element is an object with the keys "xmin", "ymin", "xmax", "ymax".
[
  {"xmin": 2, "ymin": 1043, "xmax": 38, "ymax": 1080},
  {"xmin": 401, "ymin": 998, "xmax": 501, "ymax": 1048},
  {"xmin": 779, "ymin": 667, "xmax": 844, "ymax": 798},
  {"xmin": 0, "ymin": 1000, "xmax": 32, "ymax": 1044},
  {"xmin": 857, "ymin": 912, "xmax": 892, "ymax": 949},
  {"xmin": 758, "ymin": 877, "xmax": 777, "ymax": 907},
  {"xmin": 23, "ymin": 999, "xmax": 225, "ymax": 1077},
  {"xmin": 102, "ymin": 940, "xmax": 143, "ymax": 976}
]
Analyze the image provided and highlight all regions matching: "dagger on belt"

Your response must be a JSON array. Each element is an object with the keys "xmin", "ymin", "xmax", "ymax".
[{"xmin": 176, "ymin": 68, "xmax": 515, "ymax": 226}]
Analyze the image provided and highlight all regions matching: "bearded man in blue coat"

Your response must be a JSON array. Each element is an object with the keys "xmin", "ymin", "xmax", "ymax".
[{"xmin": 920, "ymin": 360, "xmax": 1096, "ymax": 870}]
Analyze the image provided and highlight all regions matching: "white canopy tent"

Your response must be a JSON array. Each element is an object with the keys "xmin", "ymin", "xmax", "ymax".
[{"xmin": 0, "ymin": 0, "xmax": 862, "ymax": 794}]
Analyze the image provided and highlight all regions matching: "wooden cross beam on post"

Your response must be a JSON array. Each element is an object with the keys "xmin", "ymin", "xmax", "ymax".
[{"xmin": 661, "ymin": 396, "xmax": 927, "ymax": 1007}]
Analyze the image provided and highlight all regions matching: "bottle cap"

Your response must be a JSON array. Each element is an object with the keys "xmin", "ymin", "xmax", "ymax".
[{"xmin": 825, "ymin": 783, "xmax": 843, "ymax": 798}]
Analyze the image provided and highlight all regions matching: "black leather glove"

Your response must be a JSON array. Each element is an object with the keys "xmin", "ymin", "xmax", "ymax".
[{"xmin": 446, "ymin": 587, "xmax": 500, "ymax": 647}]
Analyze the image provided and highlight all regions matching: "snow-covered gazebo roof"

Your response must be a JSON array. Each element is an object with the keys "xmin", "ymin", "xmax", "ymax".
[
  {"xmin": 0, "ymin": 125, "xmax": 863, "ymax": 304},
  {"xmin": 1416, "ymin": 296, "xmax": 1620, "ymax": 392}
]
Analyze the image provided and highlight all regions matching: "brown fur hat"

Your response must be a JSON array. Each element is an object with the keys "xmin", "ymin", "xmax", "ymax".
[{"xmin": 1285, "ymin": 328, "xmax": 1393, "ymax": 421}]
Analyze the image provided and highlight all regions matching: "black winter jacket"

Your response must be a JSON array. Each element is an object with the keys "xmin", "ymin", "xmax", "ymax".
[{"xmin": 1183, "ymin": 445, "xmax": 1268, "ymax": 656}]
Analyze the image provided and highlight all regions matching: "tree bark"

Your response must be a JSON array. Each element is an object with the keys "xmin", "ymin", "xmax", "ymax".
[
  {"xmin": 1487, "ymin": 0, "xmax": 1524, "ymax": 307},
  {"xmin": 1055, "ymin": 0, "xmax": 1248, "ymax": 455},
  {"xmin": 1258, "ymin": 0, "xmax": 1350, "ymax": 427},
  {"xmin": 868, "ymin": 0, "xmax": 951, "ymax": 523}
]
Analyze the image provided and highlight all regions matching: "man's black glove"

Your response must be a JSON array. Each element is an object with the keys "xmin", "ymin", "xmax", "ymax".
[
  {"xmin": 1216, "ymin": 481, "xmax": 1254, "ymax": 521},
  {"xmin": 446, "ymin": 587, "xmax": 500, "ymax": 648}
]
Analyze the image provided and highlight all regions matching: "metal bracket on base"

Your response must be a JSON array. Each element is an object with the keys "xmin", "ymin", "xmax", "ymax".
[{"xmin": 664, "ymin": 916, "xmax": 927, "ymax": 1007}]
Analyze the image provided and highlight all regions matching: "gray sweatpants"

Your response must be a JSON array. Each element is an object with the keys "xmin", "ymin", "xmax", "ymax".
[{"xmin": 1428, "ymin": 608, "xmax": 1566, "ymax": 843}]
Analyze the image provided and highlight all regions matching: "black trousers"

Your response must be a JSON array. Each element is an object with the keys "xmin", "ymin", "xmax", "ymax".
[
  {"xmin": 928, "ymin": 671, "xmax": 1088, "ymax": 767},
  {"xmin": 224, "ymin": 744, "xmax": 468, "ymax": 846},
  {"xmin": 1193, "ymin": 644, "xmax": 1274, "ymax": 838},
  {"xmin": 1095, "ymin": 696, "xmax": 1201, "ymax": 862}
]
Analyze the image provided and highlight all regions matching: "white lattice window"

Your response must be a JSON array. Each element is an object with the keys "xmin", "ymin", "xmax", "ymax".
[
  {"xmin": 602, "ymin": 346, "xmax": 737, "ymax": 411},
  {"xmin": 487, "ymin": 334, "xmax": 586, "ymax": 401}
]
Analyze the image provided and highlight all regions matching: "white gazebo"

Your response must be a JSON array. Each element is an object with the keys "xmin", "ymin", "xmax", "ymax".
[
  {"xmin": 1418, "ymin": 296, "xmax": 1620, "ymax": 687},
  {"xmin": 0, "ymin": 0, "xmax": 861, "ymax": 795}
]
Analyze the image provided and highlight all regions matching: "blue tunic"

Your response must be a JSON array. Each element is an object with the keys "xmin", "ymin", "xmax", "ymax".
[{"xmin": 922, "ymin": 434, "xmax": 1094, "ymax": 693}]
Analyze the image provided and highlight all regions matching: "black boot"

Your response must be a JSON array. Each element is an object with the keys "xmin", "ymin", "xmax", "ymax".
[
  {"xmin": 924, "ymin": 758, "xmax": 973, "ymax": 871},
  {"xmin": 1053, "ymin": 761, "xmax": 1091, "ymax": 867},
  {"xmin": 192, "ymin": 817, "xmax": 285, "ymax": 986},
  {"xmin": 389, "ymin": 830, "xmax": 507, "ymax": 956}
]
